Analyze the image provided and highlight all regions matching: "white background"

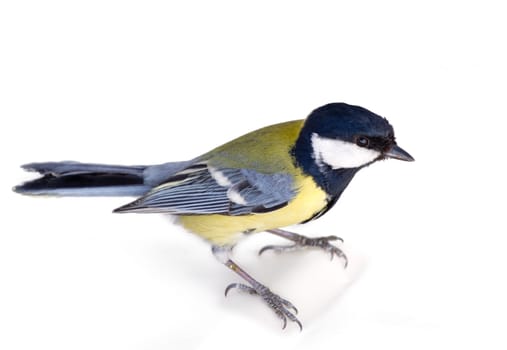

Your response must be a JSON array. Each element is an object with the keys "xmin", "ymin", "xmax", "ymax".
[{"xmin": 1, "ymin": 1, "xmax": 506, "ymax": 349}]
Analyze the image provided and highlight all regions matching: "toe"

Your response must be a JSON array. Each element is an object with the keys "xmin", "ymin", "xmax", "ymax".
[{"xmin": 225, "ymin": 283, "xmax": 256, "ymax": 296}]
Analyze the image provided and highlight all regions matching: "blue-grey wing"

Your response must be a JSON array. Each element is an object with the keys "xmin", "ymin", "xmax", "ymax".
[{"xmin": 113, "ymin": 162, "xmax": 296, "ymax": 215}]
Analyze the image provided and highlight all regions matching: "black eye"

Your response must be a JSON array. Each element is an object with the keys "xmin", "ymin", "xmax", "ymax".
[{"xmin": 356, "ymin": 136, "xmax": 370, "ymax": 147}]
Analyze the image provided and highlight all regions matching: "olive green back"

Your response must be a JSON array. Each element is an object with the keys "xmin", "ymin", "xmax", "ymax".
[{"xmin": 199, "ymin": 120, "xmax": 305, "ymax": 174}]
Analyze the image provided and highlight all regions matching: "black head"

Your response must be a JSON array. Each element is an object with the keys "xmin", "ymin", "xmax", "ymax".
[
  {"xmin": 304, "ymin": 103, "xmax": 392, "ymax": 138},
  {"xmin": 293, "ymin": 103, "xmax": 413, "ymax": 197}
]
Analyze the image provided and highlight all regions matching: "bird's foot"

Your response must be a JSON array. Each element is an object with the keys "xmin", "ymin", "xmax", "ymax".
[
  {"xmin": 225, "ymin": 282, "xmax": 302, "ymax": 331},
  {"xmin": 260, "ymin": 232, "xmax": 348, "ymax": 268}
]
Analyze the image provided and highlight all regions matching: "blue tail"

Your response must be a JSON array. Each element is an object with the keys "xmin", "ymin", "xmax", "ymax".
[{"xmin": 14, "ymin": 161, "xmax": 191, "ymax": 197}]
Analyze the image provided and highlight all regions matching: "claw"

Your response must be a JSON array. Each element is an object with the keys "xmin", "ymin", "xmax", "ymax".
[
  {"xmin": 225, "ymin": 283, "xmax": 257, "ymax": 296},
  {"xmin": 224, "ymin": 283, "xmax": 239, "ymax": 296},
  {"xmin": 280, "ymin": 297, "xmax": 298, "ymax": 315},
  {"xmin": 279, "ymin": 312, "xmax": 287, "ymax": 330},
  {"xmin": 327, "ymin": 246, "xmax": 348, "ymax": 268},
  {"xmin": 286, "ymin": 304, "xmax": 298, "ymax": 316},
  {"xmin": 280, "ymin": 303, "xmax": 303, "ymax": 332},
  {"xmin": 218, "ymin": 250, "xmax": 303, "ymax": 331},
  {"xmin": 338, "ymin": 251, "xmax": 348, "ymax": 268},
  {"xmin": 258, "ymin": 245, "xmax": 276, "ymax": 256},
  {"xmin": 326, "ymin": 235, "xmax": 344, "ymax": 243},
  {"xmin": 224, "ymin": 282, "xmax": 302, "ymax": 330}
]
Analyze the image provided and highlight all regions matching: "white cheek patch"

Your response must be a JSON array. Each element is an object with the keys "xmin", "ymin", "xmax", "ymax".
[{"xmin": 311, "ymin": 133, "xmax": 380, "ymax": 169}]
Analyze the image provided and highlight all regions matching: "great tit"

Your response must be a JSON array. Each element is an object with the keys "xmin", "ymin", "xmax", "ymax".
[{"xmin": 14, "ymin": 102, "xmax": 414, "ymax": 330}]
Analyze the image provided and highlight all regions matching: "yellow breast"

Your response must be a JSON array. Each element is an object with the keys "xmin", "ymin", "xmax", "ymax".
[{"xmin": 178, "ymin": 174, "xmax": 328, "ymax": 245}]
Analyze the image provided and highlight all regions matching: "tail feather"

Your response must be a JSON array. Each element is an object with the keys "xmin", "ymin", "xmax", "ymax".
[
  {"xmin": 21, "ymin": 161, "xmax": 146, "ymax": 177},
  {"xmin": 14, "ymin": 161, "xmax": 150, "ymax": 197}
]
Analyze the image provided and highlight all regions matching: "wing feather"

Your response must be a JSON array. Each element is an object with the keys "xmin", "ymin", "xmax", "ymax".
[{"xmin": 114, "ymin": 162, "xmax": 296, "ymax": 215}]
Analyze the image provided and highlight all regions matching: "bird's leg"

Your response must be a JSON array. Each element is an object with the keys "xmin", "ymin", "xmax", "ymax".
[
  {"xmin": 212, "ymin": 245, "xmax": 302, "ymax": 331},
  {"xmin": 260, "ymin": 229, "xmax": 348, "ymax": 267}
]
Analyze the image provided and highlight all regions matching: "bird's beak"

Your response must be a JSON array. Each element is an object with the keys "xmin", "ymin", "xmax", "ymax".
[{"xmin": 384, "ymin": 144, "xmax": 414, "ymax": 162}]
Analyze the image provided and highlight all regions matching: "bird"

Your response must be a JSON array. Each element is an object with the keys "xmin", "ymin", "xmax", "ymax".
[{"xmin": 14, "ymin": 102, "xmax": 414, "ymax": 330}]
